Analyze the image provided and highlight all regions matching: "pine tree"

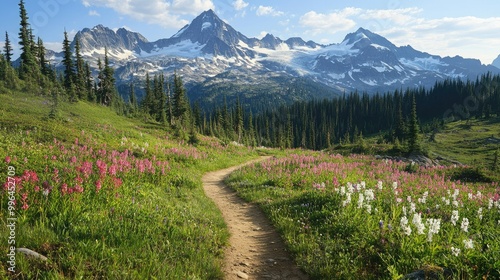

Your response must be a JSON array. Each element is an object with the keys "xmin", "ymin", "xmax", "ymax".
[
  {"xmin": 408, "ymin": 94, "xmax": 421, "ymax": 153},
  {"xmin": 74, "ymin": 35, "xmax": 86, "ymax": 99},
  {"xmin": 18, "ymin": 0, "xmax": 38, "ymax": 79},
  {"xmin": 172, "ymin": 73, "xmax": 191, "ymax": 128},
  {"xmin": 3, "ymin": 32, "xmax": 13, "ymax": 65},
  {"xmin": 157, "ymin": 74, "xmax": 167, "ymax": 124},
  {"xmin": 101, "ymin": 48, "xmax": 116, "ymax": 106},
  {"xmin": 128, "ymin": 83, "xmax": 137, "ymax": 113},
  {"xmin": 62, "ymin": 30, "xmax": 75, "ymax": 97}
]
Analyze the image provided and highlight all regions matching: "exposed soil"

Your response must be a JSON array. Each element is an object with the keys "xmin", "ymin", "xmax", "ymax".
[{"xmin": 202, "ymin": 157, "xmax": 309, "ymax": 280}]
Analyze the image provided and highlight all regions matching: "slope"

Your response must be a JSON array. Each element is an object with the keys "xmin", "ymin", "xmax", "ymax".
[{"xmin": 0, "ymin": 91, "xmax": 261, "ymax": 279}]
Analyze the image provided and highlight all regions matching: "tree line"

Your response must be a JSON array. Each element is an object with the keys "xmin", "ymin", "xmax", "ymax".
[
  {"xmin": 1, "ymin": 0, "xmax": 196, "ymax": 139},
  {"xmin": 200, "ymin": 73, "xmax": 500, "ymax": 151}
]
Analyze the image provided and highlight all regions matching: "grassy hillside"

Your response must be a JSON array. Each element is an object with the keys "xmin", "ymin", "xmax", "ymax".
[{"xmin": 0, "ymin": 91, "xmax": 261, "ymax": 279}]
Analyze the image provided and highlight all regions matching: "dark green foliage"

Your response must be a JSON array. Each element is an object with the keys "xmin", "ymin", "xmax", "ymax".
[
  {"xmin": 3, "ymin": 31, "xmax": 13, "ymax": 64},
  {"xmin": 172, "ymin": 73, "xmax": 191, "ymax": 128},
  {"xmin": 18, "ymin": 0, "xmax": 38, "ymax": 80},
  {"xmin": 62, "ymin": 30, "xmax": 75, "ymax": 95},
  {"xmin": 408, "ymin": 94, "xmax": 421, "ymax": 153}
]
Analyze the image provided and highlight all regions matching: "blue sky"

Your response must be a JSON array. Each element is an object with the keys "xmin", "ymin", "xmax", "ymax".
[{"xmin": 1, "ymin": 0, "xmax": 500, "ymax": 64}]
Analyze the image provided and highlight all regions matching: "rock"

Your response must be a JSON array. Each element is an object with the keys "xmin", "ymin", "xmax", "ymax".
[
  {"xmin": 237, "ymin": 271, "xmax": 249, "ymax": 279},
  {"xmin": 16, "ymin": 248, "xmax": 48, "ymax": 261}
]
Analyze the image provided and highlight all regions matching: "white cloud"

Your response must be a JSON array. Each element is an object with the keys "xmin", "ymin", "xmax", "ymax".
[
  {"xmin": 232, "ymin": 0, "xmax": 248, "ymax": 11},
  {"xmin": 88, "ymin": 10, "xmax": 100, "ymax": 16},
  {"xmin": 299, "ymin": 7, "xmax": 500, "ymax": 63},
  {"xmin": 256, "ymin": 5, "xmax": 284, "ymax": 17},
  {"xmin": 80, "ymin": 0, "xmax": 214, "ymax": 28},
  {"xmin": 299, "ymin": 9, "xmax": 361, "ymax": 35}
]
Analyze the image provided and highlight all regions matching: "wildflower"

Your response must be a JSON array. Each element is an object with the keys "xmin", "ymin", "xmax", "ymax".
[
  {"xmin": 5, "ymin": 156, "xmax": 11, "ymax": 163},
  {"xmin": 426, "ymin": 218, "xmax": 441, "ymax": 242},
  {"xmin": 451, "ymin": 247, "xmax": 461, "ymax": 257},
  {"xmin": 96, "ymin": 180, "xmax": 102, "ymax": 193},
  {"xmin": 412, "ymin": 213, "xmax": 425, "ymax": 235},
  {"xmin": 377, "ymin": 181, "xmax": 383, "ymax": 190},
  {"xmin": 477, "ymin": 208, "xmax": 483, "ymax": 220},
  {"xmin": 463, "ymin": 238, "xmax": 474, "ymax": 249},
  {"xmin": 364, "ymin": 189, "xmax": 375, "ymax": 202},
  {"xmin": 396, "ymin": 197, "xmax": 403, "ymax": 204},
  {"xmin": 342, "ymin": 193, "xmax": 351, "ymax": 207},
  {"xmin": 400, "ymin": 216, "xmax": 412, "ymax": 236},
  {"xmin": 392, "ymin": 181, "xmax": 398, "ymax": 189},
  {"xmin": 379, "ymin": 220, "xmax": 384, "ymax": 230},
  {"xmin": 488, "ymin": 198, "xmax": 493, "ymax": 210},
  {"xmin": 451, "ymin": 210, "xmax": 459, "ymax": 226},
  {"xmin": 452, "ymin": 200, "xmax": 459, "ymax": 208},
  {"xmin": 61, "ymin": 183, "xmax": 68, "ymax": 196},
  {"xmin": 410, "ymin": 202, "xmax": 416, "ymax": 214},
  {"xmin": 460, "ymin": 217, "xmax": 469, "ymax": 232},
  {"xmin": 358, "ymin": 193, "xmax": 364, "ymax": 209},
  {"xmin": 365, "ymin": 204, "xmax": 372, "ymax": 214}
]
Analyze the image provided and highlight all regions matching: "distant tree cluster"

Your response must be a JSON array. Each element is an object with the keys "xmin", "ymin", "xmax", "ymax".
[{"xmin": 200, "ymin": 73, "xmax": 500, "ymax": 152}]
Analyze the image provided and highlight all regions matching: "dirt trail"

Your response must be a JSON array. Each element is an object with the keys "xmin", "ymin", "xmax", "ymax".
[{"xmin": 202, "ymin": 157, "xmax": 309, "ymax": 280}]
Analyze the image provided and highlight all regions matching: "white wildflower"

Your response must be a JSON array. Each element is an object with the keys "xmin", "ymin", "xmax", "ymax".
[
  {"xmin": 365, "ymin": 204, "xmax": 372, "ymax": 214},
  {"xmin": 396, "ymin": 197, "xmax": 403, "ymax": 204},
  {"xmin": 360, "ymin": 181, "xmax": 366, "ymax": 189},
  {"xmin": 444, "ymin": 198, "xmax": 450, "ymax": 206},
  {"xmin": 364, "ymin": 189, "xmax": 375, "ymax": 202},
  {"xmin": 453, "ymin": 189, "xmax": 460, "ymax": 200},
  {"xmin": 400, "ymin": 216, "xmax": 412, "ymax": 236},
  {"xmin": 393, "ymin": 181, "xmax": 398, "ymax": 189},
  {"xmin": 468, "ymin": 193, "xmax": 473, "ymax": 200},
  {"xmin": 463, "ymin": 238, "xmax": 474, "ymax": 249},
  {"xmin": 407, "ymin": 196, "xmax": 412, "ymax": 203},
  {"xmin": 358, "ymin": 193, "xmax": 365, "ymax": 209},
  {"xmin": 476, "ymin": 191, "xmax": 482, "ymax": 199},
  {"xmin": 342, "ymin": 193, "xmax": 351, "ymax": 207},
  {"xmin": 477, "ymin": 208, "xmax": 483, "ymax": 220},
  {"xmin": 461, "ymin": 217, "xmax": 469, "ymax": 232},
  {"xmin": 377, "ymin": 181, "xmax": 383, "ymax": 190},
  {"xmin": 452, "ymin": 200, "xmax": 459, "ymax": 208},
  {"xmin": 426, "ymin": 218, "xmax": 441, "ymax": 242},
  {"xmin": 410, "ymin": 202, "xmax": 416, "ymax": 214},
  {"xmin": 412, "ymin": 213, "xmax": 425, "ymax": 235},
  {"xmin": 451, "ymin": 210, "xmax": 459, "ymax": 226},
  {"xmin": 347, "ymin": 182, "xmax": 354, "ymax": 194},
  {"xmin": 402, "ymin": 206, "xmax": 407, "ymax": 216},
  {"xmin": 451, "ymin": 247, "xmax": 461, "ymax": 257},
  {"xmin": 488, "ymin": 198, "xmax": 493, "ymax": 210},
  {"xmin": 340, "ymin": 186, "xmax": 346, "ymax": 196}
]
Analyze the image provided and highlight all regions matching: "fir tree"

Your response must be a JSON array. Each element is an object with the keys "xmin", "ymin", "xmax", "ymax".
[
  {"xmin": 18, "ymin": 0, "xmax": 38, "ymax": 79},
  {"xmin": 74, "ymin": 35, "xmax": 86, "ymax": 99},
  {"xmin": 3, "ymin": 32, "xmax": 13, "ymax": 65},
  {"xmin": 62, "ymin": 30, "xmax": 75, "ymax": 96},
  {"xmin": 128, "ymin": 83, "xmax": 137, "ymax": 112},
  {"xmin": 172, "ymin": 73, "xmax": 191, "ymax": 128},
  {"xmin": 408, "ymin": 94, "xmax": 421, "ymax": 153}
]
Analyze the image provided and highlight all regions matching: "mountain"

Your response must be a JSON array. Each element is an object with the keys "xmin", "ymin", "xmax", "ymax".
[
  {"xmin": 493, "ymin": 54, "xmax": 500, "ymax": 69},
  {"xmin": 47, "ymin": 9, "xmax": 500, "ymax": 109}
]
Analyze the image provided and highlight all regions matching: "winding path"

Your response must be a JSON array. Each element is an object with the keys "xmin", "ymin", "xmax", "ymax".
[{"xmin": 202, "ymin": 157, "xmax": 309, "ymax": 280}]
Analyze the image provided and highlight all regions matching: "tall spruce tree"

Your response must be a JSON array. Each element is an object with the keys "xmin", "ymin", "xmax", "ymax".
[
  {"xmin": 3, "ymin": 32, "xmax": 13, "ymax": 65},
  {"xmin": 74, "ymin": 35, "xmax": 86, "ymax": 99},
  {"xmin": 101, "ymin": 48, "xmax": 116, "ymax": 106},
  {"xmin": 172, "ymin": 73, "xmax": 190, "ymax": 128},
  {"xmin": 62, "ymin": 30, "xmax": 75, "ymax": 99},
  {"xmin": 408, "ymin": 94, "xmax": 421, "ymax": 153},
  {"xmin": 18, "ymin": 0, "xmax": 38, "ymax": 79}
]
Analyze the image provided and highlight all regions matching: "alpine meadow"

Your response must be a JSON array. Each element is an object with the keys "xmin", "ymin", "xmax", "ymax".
[{"xmin": 1, "ymin": 1, "xmax": 500, "ymax": 279}]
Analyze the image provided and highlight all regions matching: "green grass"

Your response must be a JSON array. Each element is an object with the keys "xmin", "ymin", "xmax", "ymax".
[
  {"xmin": 226, "ymin": 151, "xmax": 500, "ymax": 279},
  {"xmin": 0, "ymin": 91, "xmax": 261, "ymax": 279}
]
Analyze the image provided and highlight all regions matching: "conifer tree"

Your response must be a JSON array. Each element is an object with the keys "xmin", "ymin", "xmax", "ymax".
[
  {"xmin": 408, "ymin": 94, "xmax": 421, "ymax": 153},
  {"xmin": 172, "ymin": 73, "xmax": 191, "ymax": 128},
  {"xmin": 142, "ymin": 73, "xmax": 154, "ymax": 115},
  {"xmin": 74, "ymin": 35, "xmax": 86, "ymax": 99},
  {"xmin": 62, "ymin": 30, "xmax": 75, "ymax": 97},
  {"xmin": 18, "ymin": 0, "xmax": 38, "ymax": 79},
  {"xmin": 128, "ymin": 83, "xmax": 137, "ymax": 112},
  {"xmin": 3, "ymin": 32, "xmax": 13, "ymax": 65},
  {"xmin": 100, "ymin": 48, "xmax": 116, "ymax": 106}
]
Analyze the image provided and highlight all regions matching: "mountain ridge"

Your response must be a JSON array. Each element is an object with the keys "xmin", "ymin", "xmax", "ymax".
[{"xmin": 47, "ymin": 9, "xmax": 500, "ymax": 108}]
